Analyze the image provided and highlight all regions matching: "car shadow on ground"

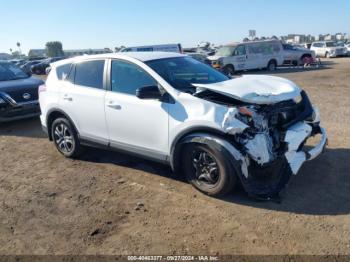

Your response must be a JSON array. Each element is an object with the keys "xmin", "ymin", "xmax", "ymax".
[
  {"xmin": 79, "ymin": 147, "xmax": 186, "ymax": 183},
  {"xmin": 81, "ymin": 146, "xmax": 350, "ymax": 216},
  {"xmin": 0, "ymin": 117, "xmax": 46, "ymax": 139},
  {"xmin": 220, "ymin": 147, "xmax": 350, "ymax": 216}
]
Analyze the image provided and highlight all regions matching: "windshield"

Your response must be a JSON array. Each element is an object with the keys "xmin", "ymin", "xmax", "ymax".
[
  {"xmin": 0, "ymin": 62, "xmax": 29, "ymax": 81},
  {"xmin": 326, "ymin": 42, "xmax": 336, "ymax": 47},
  {"xmin": 146, "ymin": 57, "xmax": 229, "ymax": 92},
  {"xmin": 216, "ymin": 46, "xmax": 236, "ymax": 56}
]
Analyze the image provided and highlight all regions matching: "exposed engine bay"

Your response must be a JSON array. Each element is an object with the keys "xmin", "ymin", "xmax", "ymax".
[{"xmin": 193, "ymin": 87, "xmax": 327, "ymax": 199}]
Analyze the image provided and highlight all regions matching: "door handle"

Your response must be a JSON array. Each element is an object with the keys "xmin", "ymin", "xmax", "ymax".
[
  {"xmin": 107, "ymin": 102, "xmax": 121, "ymax": 110},
  {"xmin": 63, "ymin": 96, "xmax": 73, "ymax": 101}
]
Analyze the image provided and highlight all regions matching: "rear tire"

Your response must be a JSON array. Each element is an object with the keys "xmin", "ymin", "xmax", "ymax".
[
  {"xmin": 181, "ymin": 143, "xmax": 237, "ymax": 197},
  {"xmin": 267, "ymin": 60, "xmax": 277, "ymax": 71},
  {"xmin": 51, "ymin": 117, "xmax": 83, "ymax": 158},
  {"xmin": 301, "ymin": 54, "xmax": 311, "ymax": 65},
  {"xmin": 325, "ymin": 52, "xmax": 330, "ymax": 58}
]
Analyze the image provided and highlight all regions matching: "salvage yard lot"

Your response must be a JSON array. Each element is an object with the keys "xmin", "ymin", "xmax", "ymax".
[{"xmin": 0, "ymin": 58, "xmax": 350, "ymax": 255}]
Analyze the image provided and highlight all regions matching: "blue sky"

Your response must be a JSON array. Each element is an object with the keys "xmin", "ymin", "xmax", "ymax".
[{"xmin": 1, "ymin": 0, "xmax": 349, "ymax": 54}]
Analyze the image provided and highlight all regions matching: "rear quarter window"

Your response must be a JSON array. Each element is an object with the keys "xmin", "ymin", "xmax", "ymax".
[
  {"xmin": 74, "ymin": 60, "xmax": 105, "ymax": 89},
  {"xmin": 56, "ymin": 63, "xmax": 72, "ymax": 80}
]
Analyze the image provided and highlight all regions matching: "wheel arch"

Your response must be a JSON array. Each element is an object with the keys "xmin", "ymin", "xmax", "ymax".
[
  {"xmin": 170, "ymin": 127, "xmax": 244, "ymax": 175},
  {"xmin": 46, "ymin": 108, "xmax": 79, "ymax": 141},
  {"xmin": 268, "ymin": 58, "xmax": 277, "ymax": 65},
  {"xmin": 301, "ymin": 53, "xmax": 312, "ymax": 59}
]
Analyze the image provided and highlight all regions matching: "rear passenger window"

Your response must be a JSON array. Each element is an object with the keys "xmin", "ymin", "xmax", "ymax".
[
  {"xmin": 111, "ymin": 60, "xmax": 157, "ymax": 95},
  {"xmin": 74, "ymin": 60, "xmax": 105, "ymax": 89},
  {"xmin": 56, "ymin": 63, "xmax": 72, "ymax": 80}
]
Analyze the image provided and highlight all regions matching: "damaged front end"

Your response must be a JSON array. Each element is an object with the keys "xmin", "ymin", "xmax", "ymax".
[{"xmin": 195, "ymin": 89, "xmax": 327, "ymax": 199}]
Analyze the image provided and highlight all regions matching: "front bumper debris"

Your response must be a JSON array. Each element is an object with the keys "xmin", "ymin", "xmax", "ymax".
[{"xmin": 284, "ymin": 122, "xmax": 327, "ymax": 174}]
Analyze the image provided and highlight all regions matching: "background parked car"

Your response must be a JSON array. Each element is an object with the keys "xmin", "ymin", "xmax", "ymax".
[
  {"xmin": 20, "ymin": 60, "xmax": 43, "ymax": 74},
  {"xmin": 282, "ymin": 43, "xmax": 316, "ymax": 65},
  {"xmin": 186, "ymin": 53, "xmax": 212, "ymax": 65},
  {"xmin": 310, "ymin": 41, "xmax": 347, "ymax": 58},
  {"xmin": 337, "ymin": 42, "xmax": 350, "ymax": 56},
  {"xmin": 31, "ymin": 57, "xmax": 65, "ymax": 75},
  {"xmin": 346, "ymin": 43, "xmax": 350, "ymax": 56},
  {"xmin": 208, "ymin": 40, "xmax": 284, "ymax": 76},
  {"xmin": 0, "ymin": 61, "xmax": 44, "ymax": 122}
]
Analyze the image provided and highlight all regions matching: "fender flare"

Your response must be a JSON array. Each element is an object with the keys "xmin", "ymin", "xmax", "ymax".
[
  {"xmin": 46, "ymin": 108, "xmax": 80, "ymax": 141},
  {"xmin": 170, "ymin": 132, "xmax": 248, "ymax": 178}
]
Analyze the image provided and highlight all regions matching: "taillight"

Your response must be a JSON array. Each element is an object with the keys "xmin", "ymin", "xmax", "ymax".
[{"xmin": 38, "ymin": 84, "xmax": 47, "ymax": 94}]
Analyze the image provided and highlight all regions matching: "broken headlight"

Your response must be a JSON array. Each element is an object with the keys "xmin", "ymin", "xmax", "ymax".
[
  {"xmin": 306, "ymin": 105, "xmax": 320, "ymax": 123},
  {"xmin": 293, "ymin": 94, "xmax": 302, "ymax": 104}
]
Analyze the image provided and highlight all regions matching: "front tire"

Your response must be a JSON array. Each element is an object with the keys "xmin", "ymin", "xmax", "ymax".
[
  {"xmin": 51, "ymin": 117, "xmax": 82, "ymax": 158},
  {"xmin": 222, "ymin": 64, "xmax": 235, "ymax": 77},
  {"xmin": 181, "ymin": 143, "xmax": 237, "ymax": 197}
]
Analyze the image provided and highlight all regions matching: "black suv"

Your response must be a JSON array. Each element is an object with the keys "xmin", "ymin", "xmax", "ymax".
[{"xmin": 0, "ymin": 61, "xmax": 44, "ymax": 122}]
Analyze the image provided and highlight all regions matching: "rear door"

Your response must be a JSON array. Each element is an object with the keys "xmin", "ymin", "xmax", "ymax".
[{"xmin": 59, "ymin": 59, "xmax": 108, "ymax": 145}]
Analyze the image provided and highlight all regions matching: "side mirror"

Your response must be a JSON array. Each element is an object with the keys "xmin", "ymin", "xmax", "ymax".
[{"xmin": 136, "ymin": 85, "xmax": 163, "ymax": 100}]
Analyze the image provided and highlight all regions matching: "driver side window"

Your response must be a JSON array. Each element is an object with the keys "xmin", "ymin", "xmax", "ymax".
[
  {"xmin": 233, "ymin": 45, "xmax": 246, "ymax": 56},
  {"xmin": 111, "ymin": 60, "xmax": 157, "ymax": 95}
]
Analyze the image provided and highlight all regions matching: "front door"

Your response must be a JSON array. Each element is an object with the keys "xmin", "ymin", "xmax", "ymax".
[
  {"xmin": 104, "ymin": 59, "xmax": 169, "ymax": 161},
  {"xmin": 232, "ymin": 45, "xmax": 247, "ymax": 70}
]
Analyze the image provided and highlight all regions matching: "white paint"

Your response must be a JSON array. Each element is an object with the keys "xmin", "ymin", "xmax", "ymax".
[
  {"xmin": 221, "ymin": 108, "xmax": 249, "ymax": 135},
  {"xmin": 284, "ymin": 122, "xmax": 312, "ymax": 174},
  {"xmin": 244, "ymin": 133, "xmax": 273, "ymax": 165}
]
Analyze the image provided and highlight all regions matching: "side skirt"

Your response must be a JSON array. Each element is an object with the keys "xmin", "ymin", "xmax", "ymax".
[{"xmin": 79, "ymin": 136, "xmax": 170, "ymax": 165}]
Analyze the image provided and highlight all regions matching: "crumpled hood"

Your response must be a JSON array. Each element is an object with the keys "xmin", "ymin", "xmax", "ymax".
[{"xmin": 192, "ymin": 75, "xmax": 301, "ymax": 104}]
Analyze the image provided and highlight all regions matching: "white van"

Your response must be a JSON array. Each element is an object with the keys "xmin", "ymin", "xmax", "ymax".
[
  {"xmin": 121, "ymin": 44, "xmax": 182, "ymax": 53},
  {"xmin": 208, "ymin": 40, "xmax": 284, "ymax": 76}
]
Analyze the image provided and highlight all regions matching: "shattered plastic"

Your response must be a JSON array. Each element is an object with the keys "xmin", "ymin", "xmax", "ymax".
[
  {"xmin": 284, "ymin": 122, "xmax": 312, "ymax": 174},
  {"xmin": 244, "ymin": 133, "xmax": 274, "ymax": 165},
  {"xmin": 221, "ymin": 108, "xmax": 249, "ymax": 135}
]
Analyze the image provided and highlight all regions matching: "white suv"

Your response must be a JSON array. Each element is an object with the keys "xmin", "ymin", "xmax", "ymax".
[
  {"xmin": 39, "ymin": 52, "xmax": 327, "ymax": 199},
  {"xmin": 311, "ymin": 41, "xmax": 347, "ymax": 58}
]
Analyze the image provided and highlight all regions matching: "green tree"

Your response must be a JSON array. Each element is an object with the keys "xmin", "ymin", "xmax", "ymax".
[{"xmin": 45, "ymin": 41, "xmax": 64, "ymax": 57}]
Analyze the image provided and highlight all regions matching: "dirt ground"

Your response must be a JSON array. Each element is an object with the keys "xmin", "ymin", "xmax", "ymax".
[{"xmin": 0, "ymin": 58, "xmax": 350, "ymax": 255}]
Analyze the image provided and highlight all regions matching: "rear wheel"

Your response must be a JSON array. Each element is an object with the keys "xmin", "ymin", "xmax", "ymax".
[
  {"xmin": 325, "ymin": 52, "xmax": 330, "ymax": 58},
  {"xmin": 182, "ymin": 143, "xmax": 237, "ymax": 196},
  {"xmin": 301, "ymin": 54, "xmax": 312, "ymax": 65},
  {"xmin": 51, "ymin": 117, "xmax": 82, "ymax": 158},
  {"xmin": 267, "ymin": 60, "xmax": 277, "ymax": 71},
  {"xmin": 223, "ymin": 64, "xmax": 235, "ymax": 77}
]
